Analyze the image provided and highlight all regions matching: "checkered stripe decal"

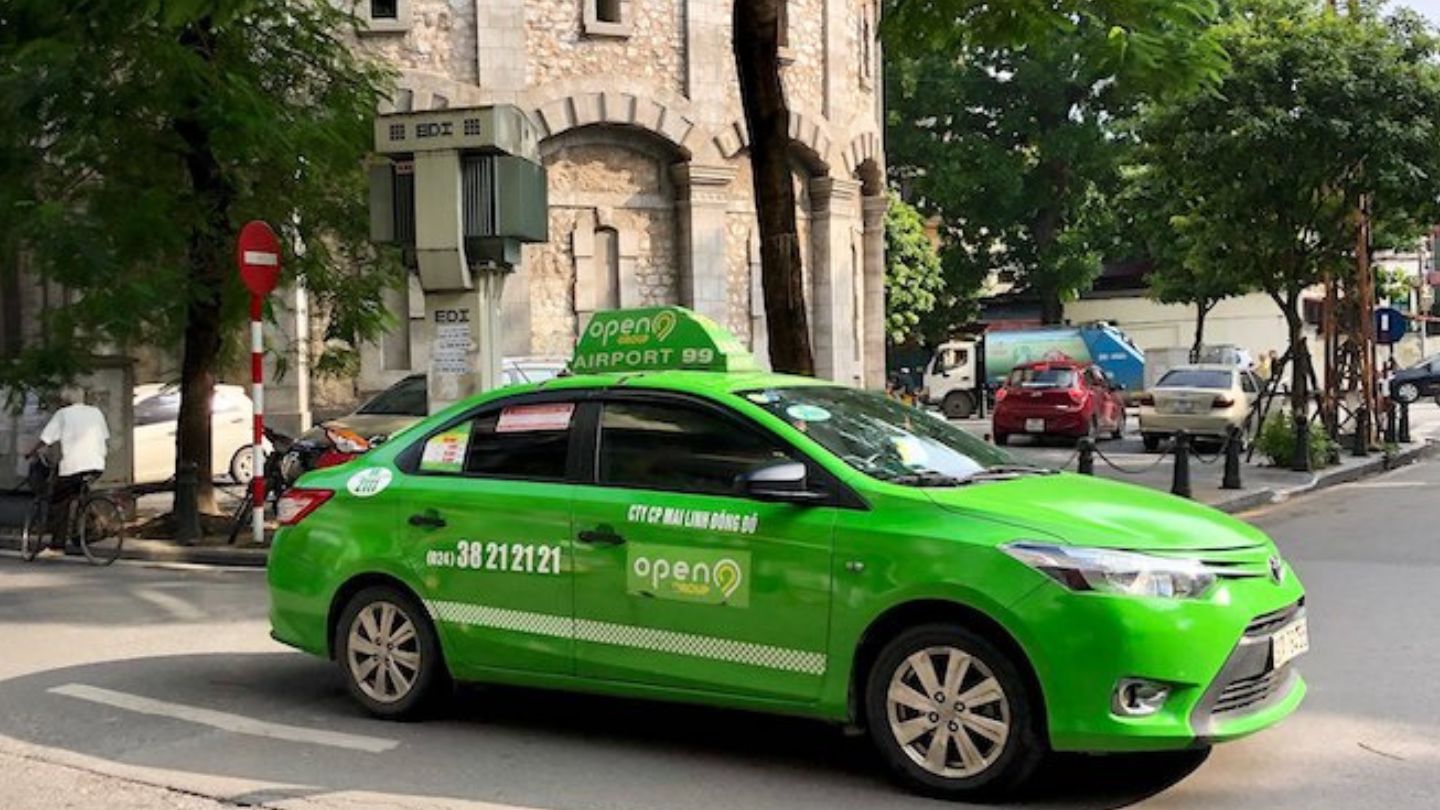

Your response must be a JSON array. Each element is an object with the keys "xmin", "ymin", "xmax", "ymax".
[
  {"xmin": 424, "ymin": 601, "xmax": 826, "ymax": 676},
  {"xmin": 575, "ymin": 619, "xmax": 827, "ymax": 676},
  {"xmin": 427, "ymin": 600, "xmax": 571, "ymax": 639}
]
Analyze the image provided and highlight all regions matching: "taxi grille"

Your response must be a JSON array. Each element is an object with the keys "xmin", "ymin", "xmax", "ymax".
[
  {"xmin": 1244, "ymin": 599, "xmax": 1304, "ymax": 638},
  {"xmin": 1214, "ymin": 666, "xmax": 1292, "ymax": 714}
]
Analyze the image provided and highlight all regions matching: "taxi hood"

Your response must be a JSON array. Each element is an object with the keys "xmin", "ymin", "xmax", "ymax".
[{"xmin": 924, "ymin": 473, "xmax": 1271, "ymax": 552}]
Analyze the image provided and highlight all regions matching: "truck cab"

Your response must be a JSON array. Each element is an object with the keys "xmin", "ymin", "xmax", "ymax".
[{"xmin": 922, "ymin": 340, "xmax": 982, "ymax": 419}]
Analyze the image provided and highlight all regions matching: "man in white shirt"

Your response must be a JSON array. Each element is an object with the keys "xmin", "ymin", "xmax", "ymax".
[{"xmin": 28, "ymin": 387, "xmax": 110, "ymax": 548}]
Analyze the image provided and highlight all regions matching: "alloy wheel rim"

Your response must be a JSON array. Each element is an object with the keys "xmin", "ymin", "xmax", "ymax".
[
  {"xmin": 887, "ymin": 645, "xmax": 1010, "ymax": 779},
  {"xmin": 348, "ymin": 601, "xmax": 421, "ymax": 704},
  {"xmin": 1399, "ymin": 383, "xmax": 1418, "ymax": 402}
]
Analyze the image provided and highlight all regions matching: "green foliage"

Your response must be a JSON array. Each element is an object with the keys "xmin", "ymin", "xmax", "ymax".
[
  {"xmin": 883, "ymin": 194, "xmax": 945, "ymax": 344},
  {"xmin": 0, "ymin": 0, "xmax": 401, "ymax": 391},
  {"xmin": 884, "ymin": 1, "xmax": 1224, "ymax": 325},
  {"xmin": 1255, "ymin": 410, "xmax": 1339, "ymax": 469},
  {"xmin": 1375, "ymin": 267, "xmax": 1414, "ymax": 306},
  {"xmin": 1132, "ymin": 1, "xmax": 1440, "ymax": 322}
]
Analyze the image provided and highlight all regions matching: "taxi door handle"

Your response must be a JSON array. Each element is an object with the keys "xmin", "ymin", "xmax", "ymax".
[
  {"xmin": 408, "ymin": 510, "xmax": 446, "ymax": 529},
  {"xmin": 577, "ymin": 527, "xmax": 625, "ymax": 546}
]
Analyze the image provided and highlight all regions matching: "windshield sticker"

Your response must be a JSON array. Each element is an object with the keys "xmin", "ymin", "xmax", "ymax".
[
  {"xmin": 497, "ymin": 403, "xmax": 574, "ymax": 433},
  {"xmin": 745, "ymin": 391, "xmax": 778, "ymax": 404},
  {"xmin": 785, "ymin": 404, "xmax": 832, "ymax": 422},
  {"xmin": 628, "ymin": 544, "xmax": 751, "ymax": 607},
  {"xmin": 346, "ymin": 467, "xmax": 393, "ymax": 498},
  {"xmin": 420, "ymin": 427, "xmax": 470, "ymax": 473},
  {"xmin": 627, "ymin": 504, "xmax": 759, "ymax": 535}
]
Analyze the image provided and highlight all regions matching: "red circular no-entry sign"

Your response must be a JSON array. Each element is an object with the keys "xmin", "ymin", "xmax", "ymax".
[{"xmin": 236, "ymin": 220, "xmax": 282, "ymax": 296}]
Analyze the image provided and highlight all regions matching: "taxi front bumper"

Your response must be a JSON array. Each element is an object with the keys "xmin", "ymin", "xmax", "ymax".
[{"xmin": 1008, "ymin": 565, "xmax": 1308, "ymax": 753}]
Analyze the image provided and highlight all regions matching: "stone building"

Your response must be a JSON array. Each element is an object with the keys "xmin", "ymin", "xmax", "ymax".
[{"xmin": 352, "ymin": 0, "xmax": 889, "ymax": 396}]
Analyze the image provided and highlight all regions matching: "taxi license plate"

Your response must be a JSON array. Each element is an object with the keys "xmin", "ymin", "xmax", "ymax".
[
  {"xmin": 1025, "ymin": 418, "xmax": 1046, "ymax": 433},
  {"xmin": 1271, "ymin": 618, "xmax": 1310, "ymax": 669},
  {"xmin": 1172, "ymin": 401, "xmax": 1197, "ymax": 414}
]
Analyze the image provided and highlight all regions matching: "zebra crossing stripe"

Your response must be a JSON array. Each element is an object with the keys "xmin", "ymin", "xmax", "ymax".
[{"xmin": 424, "ymin": 599, "xmax": 826, "ymax": 676}]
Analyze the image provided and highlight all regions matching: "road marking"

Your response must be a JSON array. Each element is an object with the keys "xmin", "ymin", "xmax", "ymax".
[
  {"xmin": 131, "ymin": 588, "xmax": 207, "ymax": 621},
  {"xmin": 1339, "ymin": 481, "xmax": 1429, "ymax": 490},
  {"xmin": 48, "ymin": 684, "xmax": 399, "ymax": 753}
]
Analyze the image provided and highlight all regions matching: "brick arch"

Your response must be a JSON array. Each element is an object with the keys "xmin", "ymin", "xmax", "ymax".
[
  {"xmin": 380, "ymin": 70, "xmax": 485, "ymax": 113},
  {"xmin": 531, "ymin": 92, "xmax": 698, "ymax": 161},
  {"xmin": 841, "ymin": 131, "xmax": 883, "ymax": 179},
  {"xmin": 714, "ymin": 111, "xmax": 834, "ymax": 175}
]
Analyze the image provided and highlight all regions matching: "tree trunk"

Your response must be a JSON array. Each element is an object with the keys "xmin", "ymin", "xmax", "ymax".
[
  {"xmin": 1039, "ymin": 288, "xmax": 1064, "ymax": 325},
  {"xmin": 1283, "ymin": 300, "xmax": 1312, "ymax": 472},
  {"xmin": 172, "ymin": 19, "xmax": 233, "ymax": 516},
  {"xmin": 734, "ymin": 0, "xmax": 814, "ymax": 375},
  {"xmin": 1190, "ymin": 300, "xmax": 1212, "ymax": 363}
]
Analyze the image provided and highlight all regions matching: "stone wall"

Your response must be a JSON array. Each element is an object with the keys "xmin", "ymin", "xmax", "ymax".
[
  {"xmin": 525, "ymin": 0, "xmax": 686, "ymax": 95},
  {"xmin": 782, "ymin": 0, "xmax": 826, "ymax": 117},
  {"xmin": 359, "ymin": 0, "xmax": 478, "ymax": 86}
]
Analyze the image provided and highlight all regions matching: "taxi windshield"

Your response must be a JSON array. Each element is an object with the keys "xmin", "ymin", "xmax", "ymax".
[{"xmin": 741, "ymin": 386, "xmax": 1014, "ymax": 484}]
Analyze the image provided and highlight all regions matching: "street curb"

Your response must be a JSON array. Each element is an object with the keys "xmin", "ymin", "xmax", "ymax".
[
  {"xmin": 1216, "ymin": 439, "xmax": 1440, "ymax": 514},
  {"xmin": 0, "ymin": 533, "xmax": 269, "ymax": 568}
]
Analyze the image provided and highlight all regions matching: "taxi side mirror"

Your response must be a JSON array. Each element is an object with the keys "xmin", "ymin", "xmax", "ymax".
[{"xmin": 737, "ymin": 461, "xmax": 828, "ymax": 505}]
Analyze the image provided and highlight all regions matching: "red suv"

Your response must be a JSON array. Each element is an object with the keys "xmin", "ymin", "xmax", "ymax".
[{"xmin": 992, "ymin": 361, "xmax": 1127, "ymax": 445}]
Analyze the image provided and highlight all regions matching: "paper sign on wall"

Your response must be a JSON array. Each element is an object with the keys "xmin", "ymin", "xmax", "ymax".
[
  {"xmin": 420, "ymin": 426, "xmax": 472, "ymax": 473},
  {"xmin": 496, "ymin": 403, "xmax": 574, "ymax": 433}
]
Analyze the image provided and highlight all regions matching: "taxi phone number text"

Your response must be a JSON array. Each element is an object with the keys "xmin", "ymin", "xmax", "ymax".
[{"xmin": 427, "ymin": 542, "xmax": 563, "ymax": 575}]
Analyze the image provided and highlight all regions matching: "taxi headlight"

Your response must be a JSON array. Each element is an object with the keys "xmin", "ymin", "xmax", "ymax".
[{"xmin": 1002, "ymin": 542, "xmax": 1217, "ymax": 599}]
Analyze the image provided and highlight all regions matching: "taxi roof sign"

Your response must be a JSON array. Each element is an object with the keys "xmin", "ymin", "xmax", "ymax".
[{"xmin": 571, "ymin": 307, "xmax": 761, "ymax": 375}]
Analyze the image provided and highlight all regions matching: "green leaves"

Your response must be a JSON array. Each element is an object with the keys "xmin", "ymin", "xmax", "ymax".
[
  {"xmin": 884, "ymin": 194, "xmax": 946, "ymax": 344},
  {"xmin": 0, "ymin": 0, "xmax": 400, "ymax": 390}
]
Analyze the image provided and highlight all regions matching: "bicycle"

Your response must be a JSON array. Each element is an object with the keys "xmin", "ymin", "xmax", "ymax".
[{"xmin": 19, "ymin": 458, "xmax": 127, "ymax": 566}]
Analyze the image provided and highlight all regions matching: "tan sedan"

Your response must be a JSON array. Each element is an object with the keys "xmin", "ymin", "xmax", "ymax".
[{"xmin": 1138, "ymin": 364, "xmax": 1261, "ymax": 452}]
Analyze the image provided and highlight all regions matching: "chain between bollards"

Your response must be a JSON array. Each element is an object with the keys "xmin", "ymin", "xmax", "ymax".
[{"xmin": 1171, "ymin": 430, "xmax": 1192, "ymax": 499}]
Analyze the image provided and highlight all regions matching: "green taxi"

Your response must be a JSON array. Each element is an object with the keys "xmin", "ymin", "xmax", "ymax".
[{"xmin": 268, "ymin": 307, "xmax": 1308, "ymax": 799}]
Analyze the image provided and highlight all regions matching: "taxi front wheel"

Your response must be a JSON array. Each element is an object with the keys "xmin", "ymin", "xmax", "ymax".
[
  {"xmin": 864, "ymin": 624, "xmax": 1045, "ymax": 800},
  {"xmin": 336, "ymin": 586, "xmax": 448, "ymax": 720}
]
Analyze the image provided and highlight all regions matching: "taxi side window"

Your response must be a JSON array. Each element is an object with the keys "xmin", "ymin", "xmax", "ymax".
[
  {"xmin": 1241, "ymin": 372, "xmax": 1258, "ymax": 394},
  {"xmin": 461, "ymin": 410, "xmax": 570, "ymax": 482},
  {"xmin": 599, "ymin": 401, "xmax": 792, "ymax": 496}
]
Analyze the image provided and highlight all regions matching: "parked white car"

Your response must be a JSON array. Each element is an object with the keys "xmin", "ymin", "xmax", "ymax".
[
  {"xmin": 1138, "ymin": 365, "xmax": 1262, "ymax": 451},
  {"xmin": 132, "ymin": 384, "xmax": 258, "ymax": 484}
]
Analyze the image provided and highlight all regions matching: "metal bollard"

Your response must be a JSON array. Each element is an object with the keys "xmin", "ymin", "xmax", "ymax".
[
  {"xmin": 1385, "ymin": 400, "xmax": 1397, "ymax": 445},
  {"xmin": 1078, "ymin": 437, "xmax": 1095, "ymax": 475},
  {"xmin": 1399, "ymin": 401, "xmax": 1412, "ymax": 444},
  {"xmin": 1222, "ymin": 426, "xmax": 1243, "ymax": 490},
  {"xmin": 1352, "ymin": 407, "xmax": 1369, "ymax": 458},
  {"xmin": 174, "ymin": 461, "xmax": 202, "ymax": 546},
  {"xmin": 1171, "ymin": 430, "xmax": 1192, "ymax": 499}
]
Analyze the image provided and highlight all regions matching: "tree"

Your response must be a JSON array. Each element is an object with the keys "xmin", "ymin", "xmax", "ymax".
[
  {"xmin": 0, "ymin": 1, "xmax": 398, "ymax": 515},
  {"xmin": 884, "ymin": 194, "xmax": 945, "ymax": 344},
  {"xmin": 883, "ymin": 1, "xmax": 1227, "ymax": 327},
  {"xmin": 733, "ymin": 0, "xmax": 813, "ymax": 375},
  {"xmin": 1133, "ymin": 0, "xmax": 1440, "ymax": 467}
]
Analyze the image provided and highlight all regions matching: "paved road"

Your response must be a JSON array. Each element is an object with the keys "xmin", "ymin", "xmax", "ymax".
[{"xmin": 1, "ymin": 458, "xmax": 1437, "ymax": 809}]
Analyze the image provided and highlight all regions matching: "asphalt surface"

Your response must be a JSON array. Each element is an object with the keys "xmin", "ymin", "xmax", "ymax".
[{"xmin": 1, "ymin": 458, "xmax": 1438, "ymax": 809}]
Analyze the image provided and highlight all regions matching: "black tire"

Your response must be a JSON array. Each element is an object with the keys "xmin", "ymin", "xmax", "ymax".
[
  {"xmin": 1142, "ymin": 433, "xmax": 1161, "ymax": 453},
  {"xmin": 79, "ymin": 497, "xmax": 125, "ymax": 566},
  {"xmin": 864, "ymin": 623, "xmax": 1045, "ymax": 801},
  {"xmin": 19, "ymin": 499, "xmax": 45, "ymax": 562},
  {"xmin": 1394, "ymin": 381, "xmax": 1421, "ymax": 405},
  {"xmin": 994, "ymin": 433, "xmax": 1009, "ymax": 447},
  {"xmin": 942, "ymin": 391, "xmax": 975, "ymax": 420},
  {"xmin": 336, "ymin": 585, "xmax": 448, "ymax": 720}
]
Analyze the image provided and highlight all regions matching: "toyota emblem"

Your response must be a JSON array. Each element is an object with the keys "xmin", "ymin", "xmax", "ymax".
[{"xmin": 1268, "ymin": 556, "xmax": 1285, "ymax": 585}]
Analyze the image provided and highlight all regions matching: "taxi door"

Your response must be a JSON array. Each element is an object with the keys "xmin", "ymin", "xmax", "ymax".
[
  {"xmin": 569, "ymin": 395, "xmax": 837, "ymax": 702},
  {"xmin": 396, "ymin": 396, "xmax": 579, "ymax": 677}
]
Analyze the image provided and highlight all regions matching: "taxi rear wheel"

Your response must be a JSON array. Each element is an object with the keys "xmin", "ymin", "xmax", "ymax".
[
  {"xmin": 864, "ymin": 624, "xmax": 1044, "ymax": 800},
  {"xmin": 336, "ymin": 586, "xmax": 446, "ymax": 720}
]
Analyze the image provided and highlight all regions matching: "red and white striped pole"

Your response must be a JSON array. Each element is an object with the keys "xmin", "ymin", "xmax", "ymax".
[
  {"xmin": 236, "ymin": 221, "xmax": 282, "ymax": 546},
  {"xmin": 249, "ymin": 293, "xmax": 267, "ymax": 545}
]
